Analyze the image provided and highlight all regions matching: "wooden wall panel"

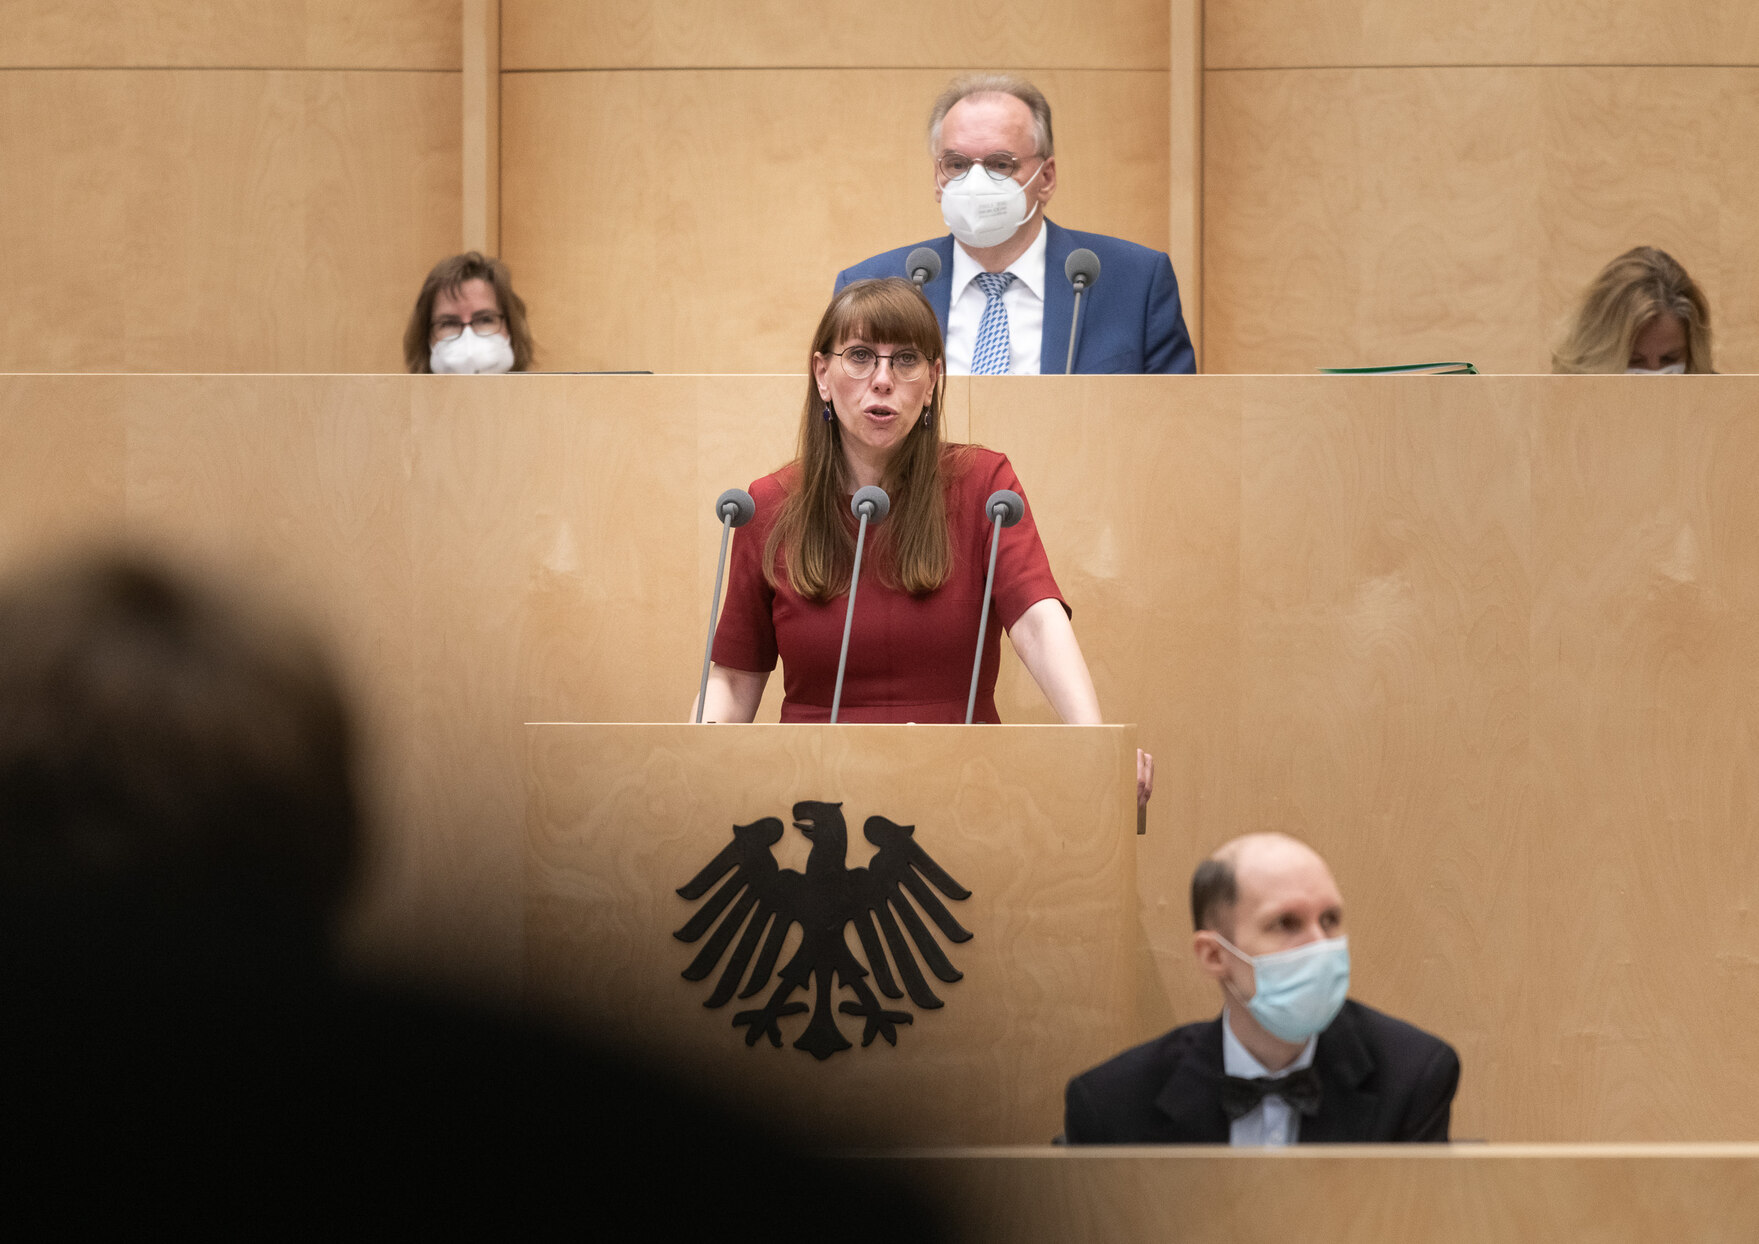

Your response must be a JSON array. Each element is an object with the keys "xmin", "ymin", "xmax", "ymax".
[
  {"xmin": 0, "ymin": 377, "xmax": 126, "ymax": 565},
  {"xmin": 501, "ymin": 69, "xmax": 1168, "ymax": 374},
  {"xmin": 1203, "ymin": 68, "xmax": 1759, "ymax": 375},
  {"xmin": 976, "ymin": 376, "xmax": 1241, "ymax": 1030},
  {"xmin": 502, "ymin": 0, "xmax": 1168, "ymax": 70},
  {"xmin": 4, "ymin": 0, "xmax": 461, "ymax": 69},
  {"xmin": 1528, "ymin": 382, "xmax": 1759, "ymax": 1139},
  {"xmin": 1208, "ymin": 0, "xmax": 1759, "ymax": 70},
  {"xmin": 0, "ymin": 70, "xmax": 460, "ymax": 373},
  {"xmin": 8, "ymin": 373, "xmax": 1759, "ymax": 1140},
  {"xmin": 977, "ymin": 374, "xmax": 1759, "ymax": 1141},
  {"xmin": 885, "ymin": 1146, "xmax": 1759, "ymax": 1244},
  {"xmin": 113, "ymin": 376, "xmax": 433, "ymax": 971}
]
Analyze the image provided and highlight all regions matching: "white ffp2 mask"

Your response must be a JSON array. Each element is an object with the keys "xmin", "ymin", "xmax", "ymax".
[
  {"xmin": 940, "ymin": 162, "xmax": 1044, "ymax": 250},
  {"xmin": 430, "ymin": 327, "xmax": 515, "ymax": 375}
]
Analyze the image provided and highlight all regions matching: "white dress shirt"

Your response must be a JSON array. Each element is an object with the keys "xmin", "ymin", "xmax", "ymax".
[
  {"xmin": 1222, "ymin": 1007, "xmax": 1318, "ymax": 1147},
  {"xmin": 944, "ymin": 221, "xmax": 1048, "ymax": 375}
]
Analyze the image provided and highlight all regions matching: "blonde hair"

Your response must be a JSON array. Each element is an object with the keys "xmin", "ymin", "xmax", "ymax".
[
  {"xmin": 766, "ymin": 280, "xmax": 957, "ymax": 603},
  {"xmin": 1552, "ymin": 246, "xmax": 1713, "ymax": 374}
]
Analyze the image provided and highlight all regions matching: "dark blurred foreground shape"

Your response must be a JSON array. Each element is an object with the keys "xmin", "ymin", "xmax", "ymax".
[{"xmin": 0, "ymin": 549, "xmax": 939, "ymax": 1237}]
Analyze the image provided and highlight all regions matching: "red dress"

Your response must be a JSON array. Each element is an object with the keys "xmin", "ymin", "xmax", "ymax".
[{"xmin": 712, "ymin": 446, "xmax": 1066, "ymax": 723}]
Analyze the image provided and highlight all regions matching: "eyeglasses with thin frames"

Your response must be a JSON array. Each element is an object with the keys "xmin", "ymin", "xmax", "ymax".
[
  {"xmin": 431, "ymin": 311, "xmax": 505, "ymax": 342},
  {"xmin": 828, "ymin": 346, "xmax": 933, "ymax": 382},
  {"xmin": 936, "ymin": 151, "xmax": 1039, "ymax": 182}
]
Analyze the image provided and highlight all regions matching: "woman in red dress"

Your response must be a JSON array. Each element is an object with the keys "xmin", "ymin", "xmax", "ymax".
[{"xmin": 699, "ymin": 278, "xmax": 1151, "ymax": 798}]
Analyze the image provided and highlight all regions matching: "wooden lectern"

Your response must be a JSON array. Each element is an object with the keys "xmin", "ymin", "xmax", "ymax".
[{"xmin": 523, "ymin": 723, "xmax": 1139, "ymax": 1146}]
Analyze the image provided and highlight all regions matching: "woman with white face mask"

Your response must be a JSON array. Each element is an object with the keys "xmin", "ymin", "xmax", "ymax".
[
  {"xmin": 1551, "ymin": 246, "xmax": 1714, "ymax": 374},
  {"xmin": 402, "ymin": 252, "xmax": 536, "ymax": 374}
]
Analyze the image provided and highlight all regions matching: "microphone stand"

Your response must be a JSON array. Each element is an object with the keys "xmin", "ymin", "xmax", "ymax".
[
  {"xmin": 1065, "ymin": 279, "xmax": 1089, "ymax": 375},
  {"xmin": 695, "ymin": 488, "xmax": 755, "ymax": 723},
  {"xmin": 965, "ymin": 490, "xmax": 1025, "ymax": 724},
  {"xmin": 1063, "ymin": 249, "xmax": 1100, "ymax": 374},
  {"xmin": 831, "ymin": 485, "xmax": 890, "ymax": 723}
]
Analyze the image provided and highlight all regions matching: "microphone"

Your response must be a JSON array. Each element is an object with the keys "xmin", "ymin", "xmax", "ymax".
[
  {"xmin": 694, "ymin": 487, "xmax": 757, "ymax": 723},
  {"xmin": 830, "ymin": 485, "xmax": 891, "ymax": 723},
  {"xmin": 906, "ymin": 247, "xmax": 942, "ymax": 288},
  {"xmin": 965, "ymin": 490, "xmax": 1026, "ymax": 724},
  {"xmin": 1063, "ymin": 248, "xmax": 1101, "ymax": 375}
]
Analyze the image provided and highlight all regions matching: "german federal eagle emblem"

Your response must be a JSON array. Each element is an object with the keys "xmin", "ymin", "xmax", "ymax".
[{"xmin": 674, "ymin": 800, "xmax": 973, "ymax": 1060}]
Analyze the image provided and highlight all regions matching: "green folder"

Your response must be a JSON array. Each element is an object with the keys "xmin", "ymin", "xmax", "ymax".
[{"xmin": 1319, "ymin": 362, "xmax": 1478, "ymax": 375}]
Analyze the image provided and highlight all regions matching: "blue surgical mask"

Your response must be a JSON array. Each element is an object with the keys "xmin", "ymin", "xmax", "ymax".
[
  {"xmin": 1214, "ymin": 933, "xmax": 1350, "ymax": 1043},
  {"xmin": 1625, "ymin": 363, "xmax": 1686, "ymax": 375}
]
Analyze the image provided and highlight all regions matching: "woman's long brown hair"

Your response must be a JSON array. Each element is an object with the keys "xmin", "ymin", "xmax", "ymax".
[{"xmin": 766, "ymin": 279, "xmax": 957, "ymax": 602}]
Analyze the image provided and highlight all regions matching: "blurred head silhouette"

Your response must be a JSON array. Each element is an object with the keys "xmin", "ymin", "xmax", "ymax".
[{"xmin": 0, "ymin": 549, "xmax": 358, "ymax": 983}]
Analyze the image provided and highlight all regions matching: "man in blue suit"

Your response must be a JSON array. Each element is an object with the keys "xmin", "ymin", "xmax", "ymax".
[{"xmin": 835, "ymin": 73, "xmax": 1195, "ymax": 375}]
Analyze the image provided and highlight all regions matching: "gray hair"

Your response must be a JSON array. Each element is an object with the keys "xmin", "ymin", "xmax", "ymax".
[{"xmin": 927, "ymin": 73, "xmax": 1054, "ymax": 159}]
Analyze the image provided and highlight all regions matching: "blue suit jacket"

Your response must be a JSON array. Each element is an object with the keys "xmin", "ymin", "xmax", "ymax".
[{"xmin": 834, "ymin": 220, "xmax": 1195, "ymax": 375}]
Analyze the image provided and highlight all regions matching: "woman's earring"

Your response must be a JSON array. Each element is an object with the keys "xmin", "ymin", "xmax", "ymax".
[
  {"xmin": 922, "ymin": 408, "xmax": 934, "ymax": 431},
  {"xmin": 821, "ymin": 402, "xmax": 834, "ymax": 422}
]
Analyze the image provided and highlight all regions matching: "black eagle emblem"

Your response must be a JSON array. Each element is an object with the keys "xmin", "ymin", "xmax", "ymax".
[{"xmin": 674, "ymin": 800, "xmax": 973, "ymax": 1060}]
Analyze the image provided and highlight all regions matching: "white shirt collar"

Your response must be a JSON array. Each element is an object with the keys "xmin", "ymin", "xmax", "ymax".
[
  {"xmin": 1221, "ymin": 1006, "xmax": 1318, "ymax": 1079},
  {"xmin": 949, "ymin": 217, "xmax": 1049, "ymax": 306}
]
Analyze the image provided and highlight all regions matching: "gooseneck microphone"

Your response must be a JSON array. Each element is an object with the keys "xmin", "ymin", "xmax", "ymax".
[
  {"xmin": 1063, "ymin": 248, "xmax": 1101, "ymax": 375},
  {"xmin": 695, "ymin": 487, "xmax": 757, "ymax": 723},
  {"xmin": 906, "ymin": 247, "xmax": 942, "ymax": 288},
  {"xmin": 965, "ymin": 489, "xmax": 1026, "ymax": 724},
  {"xmin": 830, "ymin": 485, "xmax": 891, "ymax": 723}
]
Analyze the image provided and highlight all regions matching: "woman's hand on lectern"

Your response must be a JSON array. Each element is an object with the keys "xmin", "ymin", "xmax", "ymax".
[{"xmin": 1137, "ymin": 748, "xmax": 1154, "ymax": 807}]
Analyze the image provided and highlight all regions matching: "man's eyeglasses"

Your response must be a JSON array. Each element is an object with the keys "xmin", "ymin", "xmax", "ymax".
[
  {"xmin": 431, "ymin": 311, "xmax": 505, "ymax": 341},
  {"xmin": 830, "ymin": 346, "xmax": 932, "ymax": 382},
  {"xmin": 936, "ymin": 151, "xmax": 1034, "ymax": 182}
]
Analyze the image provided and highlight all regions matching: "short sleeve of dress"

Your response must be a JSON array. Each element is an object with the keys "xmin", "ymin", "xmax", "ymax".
[
  {"xmin": 981, "ymin": 454, "xmax": 1069, "ymax": 630},
  {"xmin": 709, "ymin": 476, "xmax": 782, "ymax": 673}
]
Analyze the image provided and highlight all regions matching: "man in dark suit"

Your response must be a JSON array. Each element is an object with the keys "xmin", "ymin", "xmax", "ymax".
[
  {"xmin": 835, "ymin": 73, "xmax": 1195, "ymax": 376},
  {"xmin": 1064, "ymin": 833, "xmax": 1459, "ymax": 1144}
]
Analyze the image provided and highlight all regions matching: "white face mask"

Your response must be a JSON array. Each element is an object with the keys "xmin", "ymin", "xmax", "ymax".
[
  {"xmin": 1626, "ymin": 362, "xmax": 1686, "ymax": 375},
  {"xmin": 430, "ymin": 327, "xmax": 515, "ymax": 375},
  {"xmin": 940, "ymin": 161, "xmax": 1044, "ymax": 250}
]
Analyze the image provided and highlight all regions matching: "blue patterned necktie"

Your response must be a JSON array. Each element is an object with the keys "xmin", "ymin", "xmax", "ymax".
[{"xmin": 970, "ymin": 271, "xmax": 1017, "ymax": 375}]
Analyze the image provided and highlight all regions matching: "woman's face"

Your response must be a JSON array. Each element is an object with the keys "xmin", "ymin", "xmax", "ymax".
[
  {"xmin": 812, "ymin": 334, "xmax": 941, "ymax": 473},
  {"xmin": 1628, "ymin": 313, "xmax": 1687, "ymax": 372},
  {"xmin": 430, "ymin": 278, "xmax": 507, "ymax": 344}
]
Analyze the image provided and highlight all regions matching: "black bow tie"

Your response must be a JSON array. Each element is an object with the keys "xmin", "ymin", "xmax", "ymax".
[{"xmin": 1220, "ymin": 1066, "xmax": 1323, "ymax": 1121}]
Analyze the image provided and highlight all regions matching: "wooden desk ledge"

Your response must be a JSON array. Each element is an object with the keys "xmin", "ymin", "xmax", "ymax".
[{"xmin": 861, "ymin": 1145, "xmax": 1759, "ymax": 1244}]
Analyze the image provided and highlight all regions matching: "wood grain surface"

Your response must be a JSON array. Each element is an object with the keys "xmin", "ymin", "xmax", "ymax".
[
  {"xmin": 881, "ymin": 1145, "xmax": 1759, "ymax": 1243},
  {"xmin": 1203, "ymin": 67, "xmax": 1759, "ymax": 375},
  {"xmin": 1, "ymin": 69, "xmax": 460, "ymax": 373},
  {"xmin": 974, "ymin": 373, "xmax": 1759, "ymax": 1142},
  {"xmin": 461, "ymin": 0, "xmax": 500, "ymax": 255},
  {"xmin": 1207, "ymin": 0, "xmax": 1759, "ymax": 69},
  {"xmin": 6, "ymin": 373, "xmax": 1759, "ymax": 1142},
  {"xmin": 501, "ymin": 0, "xmax": 1169, "ymax": 70},
  {"xmin": 500, "ymin": 68, "xmax": 1168, "ymax": 373},
  {"xmin": 4, "ymin": 0, "xmax": 461, "ymax": 69},
  {"xmin": 524, "ymin": 723, "xmax": 1137, "ymax": 1145}
]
